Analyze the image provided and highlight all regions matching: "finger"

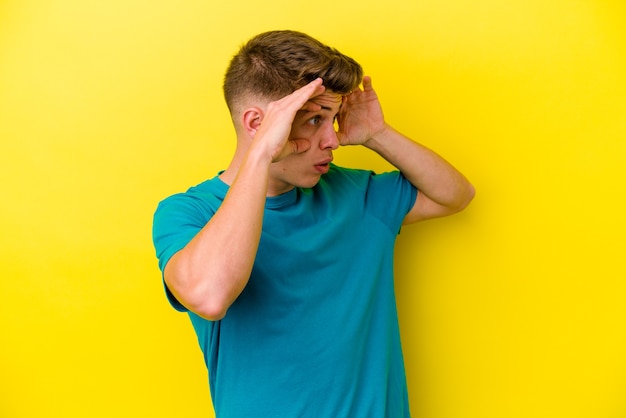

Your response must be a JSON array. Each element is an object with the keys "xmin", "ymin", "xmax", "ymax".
[
  {"xmin": 290, "ymin": 79, "xmax": 325, "ymax": 114},
  {"xmin": 295, "ymin": 78, "xmax": 325, "ymax": 101},
  {"xmin": 272, "ymin": 138, "xmax": 311, "ymax": 162},
  {"xmin": 335, "ymin": 131, "xmax": 346, "ymax": 146},
  {"xmin": 362, "ymin": 75, "xmax": 373, "ymax": 91},
  {"xmin": 280, "ymin": 78, "xmax": 325, "ymax": 112},
  {"xmin": 301, "ymin": 101, "xmax": 322, "ymax": 113},
  {"xmin": 308, "ymin": 79, "xmax": 326, "ymax": 98}
]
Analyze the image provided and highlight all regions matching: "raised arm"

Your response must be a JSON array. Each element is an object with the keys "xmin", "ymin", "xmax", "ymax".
[
  {"xmin": 337, "ymin": 76, "xmax": 475, "ymax": 224},
  {"xmin": 163, "ymin": 79, "xmax": 325, "ymax": 320}
]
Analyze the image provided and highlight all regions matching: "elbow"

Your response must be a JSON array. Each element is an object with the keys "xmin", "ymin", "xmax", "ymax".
[
  {"xmin": 172, "ymin": 282, "xmax": 231, "ymax": 321},
  {"xmin": 165, "ymin": 266, "xmax": 232, "ymax": 321},
  {"xmin": 175, "ymin": 280, "xmax": 232, "ymax": 321},
  {"xmin": 461, "ymin": 182, "xmax": 476, "ymax": 209},
  {"xmin": 448, "ymin": 182, "xmax": 476, "ymax": 215},
  {"xmin": 191, "ymin": 300, "xmax": 229, "ymax": 321},
  {"xmin": 187, "ymin": 285, "xmax": 233, "ymax": 320}
]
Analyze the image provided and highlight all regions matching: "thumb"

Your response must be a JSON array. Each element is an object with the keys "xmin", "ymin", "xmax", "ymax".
[
  {"xmin": 336, "ymin": 131, "xmax": 352, "ymax": 147},
  {"xmin": 287, "ymin": 138, "xmax": 311, "ymax": 155},
  {"xmin": 336, "ymin": 131, "xmax": 346, "ymax": 146},
  {"xmin": 273, "ymin": 138, "xmax": 311, "ymax": 162}
]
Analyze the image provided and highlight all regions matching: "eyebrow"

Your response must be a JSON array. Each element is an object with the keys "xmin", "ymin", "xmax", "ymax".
[
  {"xmin": 300, "ymin": 104, "xmax": 341, "ymax": 117},
  {"xmin": 315, "ymin": 103, "xmax": 342, "ymax": 113},
  {"xmin": 299, "ymin": 98, "xmax": 342, "ymax": 118}
]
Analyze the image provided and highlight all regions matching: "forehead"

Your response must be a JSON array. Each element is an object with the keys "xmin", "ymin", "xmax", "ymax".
[{"xmin": 308, "ymin": 91, "xmax": 342, "ymax": 111}]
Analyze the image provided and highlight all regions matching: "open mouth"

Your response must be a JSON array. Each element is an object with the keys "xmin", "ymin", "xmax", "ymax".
[{"xmin": 314, "ymin": 161, "xmax": 331, "ymax": 174}]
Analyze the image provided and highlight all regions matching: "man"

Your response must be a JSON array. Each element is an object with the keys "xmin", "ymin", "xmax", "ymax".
[{"xmin": 153, "ymin": 30, "xmax": 474, "ymax": 417}]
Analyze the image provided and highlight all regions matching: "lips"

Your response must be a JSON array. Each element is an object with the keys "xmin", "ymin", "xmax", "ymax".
[
  {"xmin": 315, "ymin": 157, "xmax": 333, "ymax": 166},
  {"xmin": 314, "ymin": 157, "xmax": 333, "ymax": 174}
]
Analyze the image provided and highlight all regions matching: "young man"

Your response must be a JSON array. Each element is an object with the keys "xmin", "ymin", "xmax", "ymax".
[{"xmin": 153, "ymin": 30, "xmax": 474, "ymax": 417}]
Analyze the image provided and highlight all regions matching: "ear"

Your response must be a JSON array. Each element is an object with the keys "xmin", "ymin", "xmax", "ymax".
[{"xmin": 241, "ymin": 107, "xmax": 264, "ymax": 139}]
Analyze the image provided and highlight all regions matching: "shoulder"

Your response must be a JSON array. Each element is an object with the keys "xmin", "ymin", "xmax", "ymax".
[
  {"xmin": 321, "ymin": 164, "xmax": 374, "ymax": 188},
  {"xmin": 153, "ymin": 176, "xmax": 229, "ymax": 239},
  {"xmin": 156, "ymin": 176, "xmax": 227, "ymax": 213},
  {"xmin": 322, "ymin": 164, "xmax": 412, "ymax": 192},
  {"xmin": 321, "ymin": 164, "xmax": 417, "ymax": 226},
  {"xmin": 152, "ymin": 176, "xmax": 225, "ymax": 268}
]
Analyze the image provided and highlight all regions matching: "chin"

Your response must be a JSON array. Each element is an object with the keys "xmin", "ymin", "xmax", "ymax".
[{"xmin": 294, "ymin": 174, "xmax": 323, "ymax": 190}]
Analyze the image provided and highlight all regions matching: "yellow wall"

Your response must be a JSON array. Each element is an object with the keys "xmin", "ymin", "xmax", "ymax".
[{"xmin": 1, "ymin": 0, "xmax": 625, "ymax": 417}]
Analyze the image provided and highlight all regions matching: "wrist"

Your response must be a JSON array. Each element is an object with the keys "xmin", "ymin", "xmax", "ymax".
[
  {"xmin": 363, "ymin": 123, "xmax": 394, "ymax": 152},
  {"xmin": 246, "ymin": 140, "xmax": 276, "ymax": 167}
]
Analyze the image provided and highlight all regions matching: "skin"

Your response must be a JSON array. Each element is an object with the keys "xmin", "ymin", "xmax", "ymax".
[
  {"xmin": 265, "ymin": 88, "xmax": 343, "ymax": 195},
  {"xmin": 164, "ymin": 76, "xmax": 475, "ymax": 320}
]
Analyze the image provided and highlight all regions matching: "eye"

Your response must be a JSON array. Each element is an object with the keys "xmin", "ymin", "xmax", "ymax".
[{"xmin": 308, "ymin": 116, "xmax": 322, "ymax": 126}]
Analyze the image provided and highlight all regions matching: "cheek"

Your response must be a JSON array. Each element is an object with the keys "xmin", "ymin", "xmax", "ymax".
[
  {"xmin": 289, "ymin": 124, "xmax": 312, "ymax": 139},
  {"xmin": 275, "ymin": 153, "xmax": 305, "ymax": 171}
]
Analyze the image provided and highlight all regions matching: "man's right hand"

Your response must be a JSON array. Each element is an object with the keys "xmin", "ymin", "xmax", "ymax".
[{"xmin": 253, "ymin": 78, "xmax": 325, "ymax": 162}]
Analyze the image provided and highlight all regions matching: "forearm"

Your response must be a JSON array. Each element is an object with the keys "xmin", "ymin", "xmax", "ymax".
[
  {"xmin": 164, "ymin": 147, "xmax": 271, "ymax": 320},
  {"xmin": 163, "ymin": 78, "xmax": 327, "ymax": 319},
  {"xmin": 365, "ymin": 124, "xmax": 475, "ymax": 213}
]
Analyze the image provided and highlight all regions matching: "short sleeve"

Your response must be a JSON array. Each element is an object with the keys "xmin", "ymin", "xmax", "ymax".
[
  {"xmin": 364, "ymin": 170, "xmax": 418, "ymax": 234},
  {"xmin": 152, "ymin": 194, "xmax": 216, "ymax": 311}
]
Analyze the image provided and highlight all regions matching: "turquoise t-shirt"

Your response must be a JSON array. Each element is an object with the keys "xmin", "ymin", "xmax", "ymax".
[{"xmin": 153, "ymin": 164, "xmax": 417, "ymax": 418}]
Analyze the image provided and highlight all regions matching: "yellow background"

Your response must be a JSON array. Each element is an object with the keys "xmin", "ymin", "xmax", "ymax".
[{"xmin": 1, "ymin": 0, "xmax": 625, "ymax": 417}]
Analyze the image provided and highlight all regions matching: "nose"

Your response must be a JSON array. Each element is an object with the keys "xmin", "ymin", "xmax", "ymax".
[{"xmin": 319, "ymin": 124, "xmax": 339, "ymax": 150}]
